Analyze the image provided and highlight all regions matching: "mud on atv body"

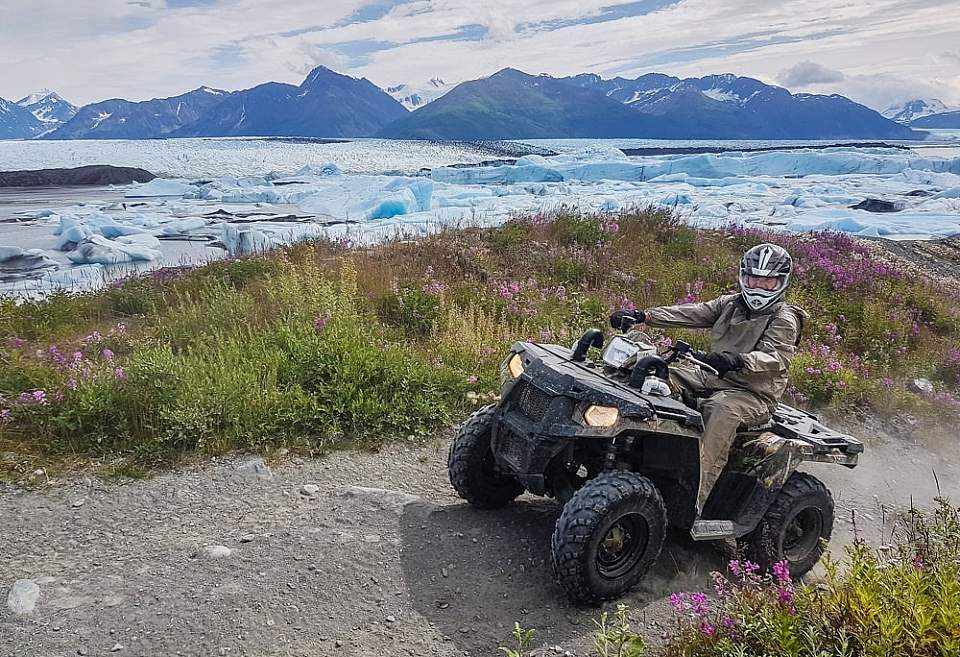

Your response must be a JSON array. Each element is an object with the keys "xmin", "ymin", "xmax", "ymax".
[{"xmin": 448, "ymin": 337, "xmax": 863, "ymax": 604}]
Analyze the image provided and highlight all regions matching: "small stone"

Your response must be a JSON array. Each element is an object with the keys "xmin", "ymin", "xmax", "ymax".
[
  {"xmin": 110, "ymin": 644, "xmax": 122, "ymax": 652},
  {"xmin": 72, "ymin": 499, "xmax": 85, "ymax": 508},
  {"xmin": 53, "ymin": 626, "xmax": 61, "ymax": 632},
  {"xmin": 6, "ymin": 579, "xmax": 40, "ymax": 615},
  {"xmin": 911, "ymin": 378, "xmax": 935, "ymax": 394},
  {"xmin": 239, "ymin": 534, "xmax": 256, "ymax": 544},
  {"xmin": 385, "ymin": 615, "xmax": 396, "ymax": 623},
  {"xmin": 458, "ymin": 627, "xmax": 471, "ymax": 634},
  {"xmin": 266, "ymin": 619, "xmax": 275, "ymax": 627},
  {"xmin": 441, "ymin": 567, "xmax": 448, "ymax": 578},
  {"xmin": 198, "ymin": 545, "xmax": 232, "ymax": 559},
  {"xmin": 334, "ymin": 640, "xmax": 343, "ymax": 648},
  {"xmin": 300, "ymin": 484, "xmax": 320, "ymax": 497},
  {"xmin": 32, "ymin": 468, "xmax": 45, "ymax": 477},
  {"xmin": 235, "ymin": 458, "xmax": 273, "ymax": 479}
]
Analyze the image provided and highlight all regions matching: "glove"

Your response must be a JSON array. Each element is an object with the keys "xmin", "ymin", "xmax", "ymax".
[
  {"xmin": 697, "ymin": 351, "xmax": 745, "ymax": 377},
  {"xmin": 609, "ymin": 309, "xmax": 645, "ymax": 331}
]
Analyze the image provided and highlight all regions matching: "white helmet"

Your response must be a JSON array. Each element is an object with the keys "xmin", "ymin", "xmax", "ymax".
[{"xmin": 739, "ymin": 243, "xmax": 792, "ymax": 312}]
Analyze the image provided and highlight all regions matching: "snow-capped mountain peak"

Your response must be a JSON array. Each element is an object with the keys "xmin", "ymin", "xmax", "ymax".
[
  {"xmin": 882, "ymin": 98, "xmax": 950, "ymax": 124},
  {"xmin": 386, "ymin": 78, "xmax": 454, "ymax": 110},
  {"xmin": 16, "ymin": 90, "xmax": 79, "ymax": 126}
]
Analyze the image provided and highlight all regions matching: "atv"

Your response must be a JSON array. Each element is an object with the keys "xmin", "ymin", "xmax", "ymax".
[{"xmin": 448, "ymin": 321, "xmax": 863, "ymax": 604}]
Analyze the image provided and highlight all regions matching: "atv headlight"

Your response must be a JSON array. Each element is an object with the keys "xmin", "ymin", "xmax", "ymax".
[
  {"xmin": 584, "ymin": 405, "xmax": 620, "ymax": 428},
  {"xmin": 507, "ymin": 353, "xmax": 525, "ymax": 379}
]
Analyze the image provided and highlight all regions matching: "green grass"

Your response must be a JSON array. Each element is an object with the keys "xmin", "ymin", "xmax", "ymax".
[{"xmin": 2, "ymin": 209, "xmax": 960, "ymax": 474}]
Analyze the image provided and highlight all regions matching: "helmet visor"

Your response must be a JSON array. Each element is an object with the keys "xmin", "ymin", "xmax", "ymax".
[{"xmin": 745, "ymin": 274, "xmax": 782, "ymax": 291}]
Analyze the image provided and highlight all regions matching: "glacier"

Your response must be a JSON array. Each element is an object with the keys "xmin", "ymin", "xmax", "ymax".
[{"xmin": 2, "ymin": 140, "xmax": 960, "ymax": 297}]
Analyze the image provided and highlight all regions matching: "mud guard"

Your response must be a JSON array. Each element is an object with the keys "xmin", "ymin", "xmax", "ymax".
[{"xmin": 704, "ymin": 432, "xmax": 808, "ymax": 537}]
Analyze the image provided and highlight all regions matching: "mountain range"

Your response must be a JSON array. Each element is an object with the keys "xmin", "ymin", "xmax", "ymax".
[
  {"xmin": 3, "ymin": 66, "xmax": 955, "ymax": 141},
  {"xmin": 381, "ymin": 69, "xmax": 920, "ymax": 140}
]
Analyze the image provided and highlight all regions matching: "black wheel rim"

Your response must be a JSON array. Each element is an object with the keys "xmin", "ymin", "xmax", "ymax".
[
  {"xmin": 781, "ymin": 506, "xmax": 823, "ymax": 564},
  {"xmin": 596, "ymin": 514, "xmax": 650, "ymax": 580}
]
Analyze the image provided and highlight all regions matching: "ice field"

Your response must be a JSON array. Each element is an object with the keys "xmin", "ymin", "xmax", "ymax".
[{"xmin": 2, "ymin": 137, "xmax": 960, "ymax": 296}]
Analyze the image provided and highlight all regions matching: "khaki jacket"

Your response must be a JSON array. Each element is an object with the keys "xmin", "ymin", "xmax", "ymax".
[{"xmin": 644, "ymin": 294, "xmax": 806, "ymax": 407}]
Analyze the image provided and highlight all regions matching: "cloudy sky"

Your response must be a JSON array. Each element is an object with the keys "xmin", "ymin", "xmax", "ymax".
[{"xmin": 1, "ymin": 0, "xmax": 958, "ymax": 111}]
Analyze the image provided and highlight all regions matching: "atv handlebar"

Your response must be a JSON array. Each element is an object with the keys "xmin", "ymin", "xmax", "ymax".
[{"xmin": 661, "ymin": 340, "xmax": 722, "ymax": 378}]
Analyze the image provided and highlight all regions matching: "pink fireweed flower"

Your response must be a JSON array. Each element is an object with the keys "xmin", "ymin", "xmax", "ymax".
[
  {"xmin": 727, "ymin": 560, "xmax": 742, "ymax": 578},
  {"xmin": 114, "ymin": 367, "xmax": 126, "ymax": 380},
  {"xmin": 698, "ymin": 622, "xmax": 717, "ymax": 637},
  {"xmin": 73, "ymin": 351, "xmax": 83, "ymax": 364},
  {"xmin": 776, "ymin": 587, "xmax": 795, "ymax": 605},
  {"xmin": 721, "ymin": 615, "xmax": 736, "ymax": 628},
  {"xmin": 604, "ymin": 221, "xmax": 620, "ymax": 234},
  {"xmin": 689, "ymin": 592, "xmax": 708, "ymax": 617},
  {"xmin": 102, "ymin": 348, "xmax": 114, "ymax": 362},
  {"xmin": 313, "ymin": 310, "xmax": 333, "ymax": 333},
  {"xmin": 712, "ymin": 571, "xmax": 729, "ymax": 597},
  {"xmin": 772, "ymin": 560, "xmax": 791, "ymax": 583},
  {"xmin": 466, "ymin": 375, "xmax": 479, "ymax": 385},
  {"xmin": 912, "ymin": 555, "xmax": 925, "ymax": 571},
  {"xmin": 0, "ymin": 408, "xmax": 11, "ymax": 424},
  {"xmin": 669, "ymin": 592, "xmax": 685, "ymax": 612}
]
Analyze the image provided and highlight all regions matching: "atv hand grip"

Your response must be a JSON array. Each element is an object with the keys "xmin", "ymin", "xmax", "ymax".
[
  {"xmin": 572, "ymin": 329, "xmax": 604, "ymax": 362},
  {"xmin": 629, "ymin": 355, "xmax": 670, "ymax": 388}
]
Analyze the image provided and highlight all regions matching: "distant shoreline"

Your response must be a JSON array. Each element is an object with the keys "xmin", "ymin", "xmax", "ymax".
[{"xmin": 620, "ymin": 142, "xmax": 910, "ymax": 156}]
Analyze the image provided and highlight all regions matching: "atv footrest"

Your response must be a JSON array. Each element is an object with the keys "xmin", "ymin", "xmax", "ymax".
[{"xmin": 690, "ymin": 520, "xmax": 735, "ymax": 541}]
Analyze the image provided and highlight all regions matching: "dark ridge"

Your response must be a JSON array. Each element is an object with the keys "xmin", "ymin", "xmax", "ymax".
[
  {"xmin": 0, "ymin": 165, "xmax": 156, "ymax": 187},
  {"xmin": 620, "ymin": 142, "xmax": 909, "ymax": 156}
]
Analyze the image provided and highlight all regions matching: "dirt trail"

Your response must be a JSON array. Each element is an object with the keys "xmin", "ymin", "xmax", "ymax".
[{"xmin": 3, "ymin": 414, "xmax": 959, "ymax": 657}]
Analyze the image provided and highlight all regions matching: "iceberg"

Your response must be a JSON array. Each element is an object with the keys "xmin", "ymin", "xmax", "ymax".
[
  {"xmin": 125, "ymin": 178, "xmax": 197, "ymax": 198},
  {"xmin": 0, "ymin": 246, "xmax": 58, "ymax": 278},
  {"xmin": 66, "ymin": 235, "xmax": 163, "ymax": 265}
]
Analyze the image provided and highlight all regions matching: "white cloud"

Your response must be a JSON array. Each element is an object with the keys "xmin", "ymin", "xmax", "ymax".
[
  {"xmin": 778, "ymin": 61, "xmax": 846, "ymax": 87},
  {"xmin": 0, "ymin": 0, "xmax": 957, "ymax": 110}
]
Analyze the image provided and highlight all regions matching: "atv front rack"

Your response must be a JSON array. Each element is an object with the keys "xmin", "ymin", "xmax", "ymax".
[{"xmin": 771, "ymin": 405, "xmax": 864, "ymax": 455}]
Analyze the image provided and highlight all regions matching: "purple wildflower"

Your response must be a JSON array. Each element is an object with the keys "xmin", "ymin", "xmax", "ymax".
[
  {"xmin": 314, "ymin": 310, "xmax": 333, "ymax": 334},
  {"xmin": 466, "ymin": 375, "xmax": 479, "ymax": 385},
  {"xmin": 102, "ymin": 348, "xmax": 115, "ymax": 362},
  {"xmin": 776, "ymin": 587, "xmax": 795, "ymax": 605},
  {"xmin": 727, "ymin": 560, "xmax": 742, "ymax": 578},
  {"xmin": 9, "ymin": 337, "xmax": 25, "ymax": 349},
  {"xmin": 0, "ymin": 408, "xmax": 11, "ymax": 424},
  {"xmin": 669, "ymin": 592, "xmax": 685, "ymax": 612},
  {"xmin": 772, "ymin": 560, "xmax": 791, "ymax": 583},
  {"xmin": 698, "ymin": 622, "xmax": 717, "ymax": 637},
  {"xmin": 114, "ymin": 367, "xmax": 126, "ymax": 381},
  {"xmin": 721, "ymin": 615, "xmax": 736, "ymax": 628},
  {"xmin": 689, "ymin": 592, "xmax": 708, "ymax": 617},
  {"xmin": 912, "ymin": 555, "xmax": 925, "ymax": 571}
]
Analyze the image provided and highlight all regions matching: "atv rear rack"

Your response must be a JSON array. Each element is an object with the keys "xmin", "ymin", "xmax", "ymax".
[{"xmin": 771, "ymin": 405, "xmax": 864, "ymax": 455}]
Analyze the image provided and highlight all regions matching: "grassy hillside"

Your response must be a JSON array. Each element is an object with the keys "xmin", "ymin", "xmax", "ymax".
[{"xmin": 2, "ymin": 209, "xmax": 959, "ymax": 475}]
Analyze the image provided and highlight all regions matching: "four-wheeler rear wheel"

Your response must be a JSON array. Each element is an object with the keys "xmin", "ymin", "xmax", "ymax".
[
  {"xmin": 551, "ymin": 471, "xmax": 667, "ymax": 604},
  {"xmin": 448, "ymin": 405, "xmax": 524, "ymax": 508},
  {"xmin": 739, "ymin": 471, "xmax": 834, "ymax": 577}
]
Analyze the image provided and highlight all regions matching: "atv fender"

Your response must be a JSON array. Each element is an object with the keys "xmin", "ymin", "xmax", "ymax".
[{"xmin": 708, "ymin": 432, "xmax": 810, "ymax": 537}]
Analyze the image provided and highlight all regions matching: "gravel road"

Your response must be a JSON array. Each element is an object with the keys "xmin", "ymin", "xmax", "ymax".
[{"xmin": 3, "ymin": 414, "xmax": 958, "ymax": 657}]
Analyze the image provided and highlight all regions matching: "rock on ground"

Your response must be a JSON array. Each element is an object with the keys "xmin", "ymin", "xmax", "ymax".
[{"xmin": 6, "ymin": 579, "xmax": 40, "ymax": 615}]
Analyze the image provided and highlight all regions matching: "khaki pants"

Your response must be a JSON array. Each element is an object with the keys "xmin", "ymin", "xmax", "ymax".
[{"xmin": 669, "ymin": 367, "xmax": 772, "ymax": 515}]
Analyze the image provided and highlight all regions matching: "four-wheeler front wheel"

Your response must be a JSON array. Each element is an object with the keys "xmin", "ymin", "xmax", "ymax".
[
  {"xmin": 551, "ymin": 472, "xmax": 667, "ymax": 604},
  {"xmin": 739, "ymin": 471, "xmax": 834, "ymax": 577},
  {"xmin": 448, "ymin": 405, "xmax": 524, "ymax": 508}
]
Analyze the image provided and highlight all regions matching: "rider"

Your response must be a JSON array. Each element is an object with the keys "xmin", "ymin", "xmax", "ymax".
[{"xmin": 611, "ymin": 244, "xmax": 806, "ymax": 536}]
